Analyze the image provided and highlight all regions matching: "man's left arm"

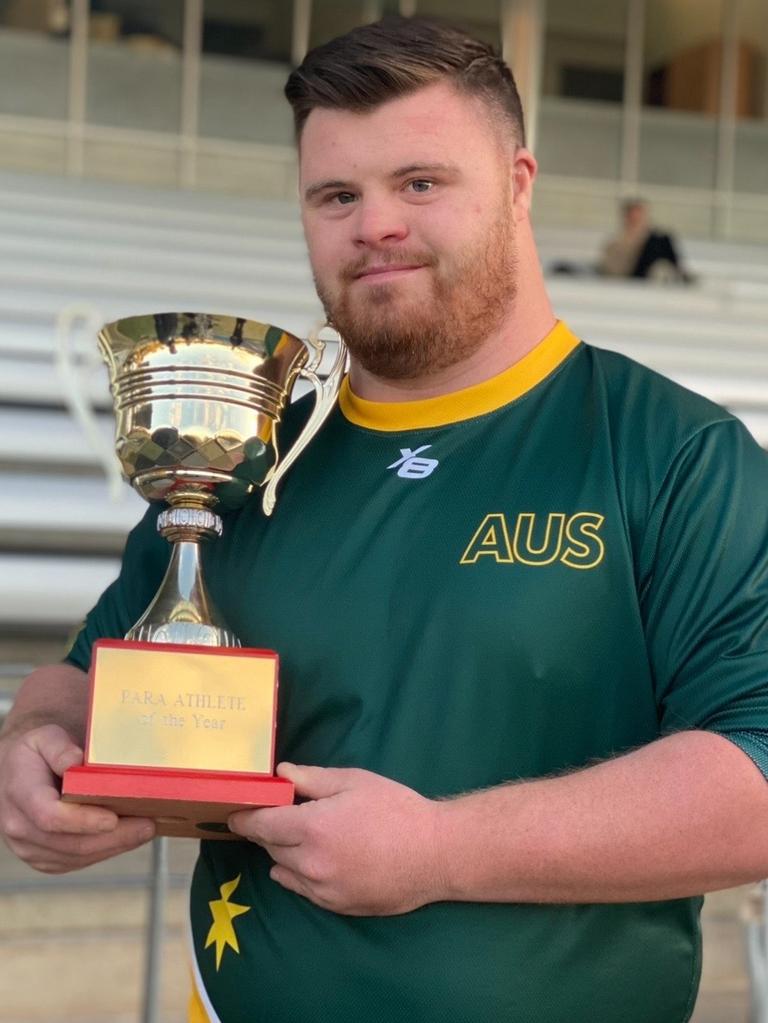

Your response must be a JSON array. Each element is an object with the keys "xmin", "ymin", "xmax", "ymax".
[{"xmin": 229, "ymin": 730, "xmax": 768, "ymax": 915}]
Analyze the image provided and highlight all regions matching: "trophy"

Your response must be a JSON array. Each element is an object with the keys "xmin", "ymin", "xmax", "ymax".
[{"xmin": 62, "ymin": 312, "xmax": 346, "ymax": 838}]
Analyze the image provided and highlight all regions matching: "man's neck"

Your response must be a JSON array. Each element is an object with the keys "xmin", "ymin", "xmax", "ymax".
[{"xmin": 347, "ymin": 306, "xmax": 557, "ymax": 404}]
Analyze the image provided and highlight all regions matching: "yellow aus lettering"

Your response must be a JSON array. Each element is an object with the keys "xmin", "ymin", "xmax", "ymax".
[
  {"xmin": 459, "ymin": 513, "xmax": 513, "ymax": 564},
  {"xmin": 561, "ymin": 512, "xmax": 605, "ymax": 569},
  {"xmin": 512, "ymin": 513, "xmax": 566, "ymax": 566}
]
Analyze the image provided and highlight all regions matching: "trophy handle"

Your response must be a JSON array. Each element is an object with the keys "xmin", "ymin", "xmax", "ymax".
[
  {"xmin": 55, "ymin": 303, "xmax": 124, "ymax": 501},
  {"xmin": 262, "ymin": 332, "xmax": 348, "ymax": 516}
]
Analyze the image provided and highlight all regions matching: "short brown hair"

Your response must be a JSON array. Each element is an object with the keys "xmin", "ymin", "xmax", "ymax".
[{"xmin": 284, "ymin": 16, "xmax": 525, "ymax": 146}]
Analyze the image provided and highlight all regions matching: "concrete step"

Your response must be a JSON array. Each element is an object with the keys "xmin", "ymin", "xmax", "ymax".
[
  {"xmin": 0, "ymin": 839, "xmax": 197, "ymax": 1023},
  {"xmin": 0, "ymin": 892, "xmax": 189, "ymax": 1018}
]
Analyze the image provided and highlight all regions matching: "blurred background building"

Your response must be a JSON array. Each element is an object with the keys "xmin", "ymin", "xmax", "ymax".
[
  {"xmin": 0, "ymin": 0, "xmax": 766, "ymax": 237},
  {"xmin": 0, "ymin": 2, "xmax": 767, "ymax": 1021}
]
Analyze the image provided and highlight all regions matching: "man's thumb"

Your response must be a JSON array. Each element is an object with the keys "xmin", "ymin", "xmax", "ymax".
[
  {"xmin": 276, "ymin": 762, "xmax": 353, "ymax": 799},
  {"xmin": 26, "ymin": 724, "xmax": 84, "ymax": 777}
]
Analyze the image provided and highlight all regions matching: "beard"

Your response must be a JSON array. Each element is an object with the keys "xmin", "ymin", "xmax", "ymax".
[{"xmin": 313, "ymin": 199, "xmax": 517, "ymax": 381}]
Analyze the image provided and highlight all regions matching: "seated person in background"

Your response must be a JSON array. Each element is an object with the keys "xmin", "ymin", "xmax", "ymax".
[{"xmin": 599, "ymin": 199, "xmax": 693, "ymax": 282}]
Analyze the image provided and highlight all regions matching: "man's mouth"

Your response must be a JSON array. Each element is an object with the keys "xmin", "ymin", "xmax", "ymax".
[{"xmin": 353, "ymin": 264, "xmax": 426, "ymax": 282}]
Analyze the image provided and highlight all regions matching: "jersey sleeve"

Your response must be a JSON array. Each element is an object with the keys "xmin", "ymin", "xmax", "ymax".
[
  {"xmin": 638, "ymin": 418, "xmax": 768, "ymax": 777},
  {"xmin": 65, "ymin": 504, "xmax": 170, "ymax": 672}
]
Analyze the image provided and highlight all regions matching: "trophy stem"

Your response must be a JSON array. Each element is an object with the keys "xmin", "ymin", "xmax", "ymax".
[{"xmin": 125, "ymin": 509, "xmax": 240, "ymax": 647}]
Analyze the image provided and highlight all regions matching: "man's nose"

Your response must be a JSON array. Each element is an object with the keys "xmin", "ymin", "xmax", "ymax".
[{"xmin": 352, "ymin": 196, "xmax": 409, "ymax": 248}]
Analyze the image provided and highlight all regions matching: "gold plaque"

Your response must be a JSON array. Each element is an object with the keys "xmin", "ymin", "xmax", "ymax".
[{"xmin": 88, "ymin": 645, "xmax": 277, "ymax": 775}]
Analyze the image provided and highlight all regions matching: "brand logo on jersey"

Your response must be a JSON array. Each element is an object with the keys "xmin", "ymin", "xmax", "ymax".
[
  {"xmin": 387, "ymin": 445, "xmax": 439, "ymax": 479},
  {"xmin": 460, "ymin": 512, "xmax": 605, "ymax": 570}
]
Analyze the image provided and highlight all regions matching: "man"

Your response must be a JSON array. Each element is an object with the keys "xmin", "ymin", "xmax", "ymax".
[
  {"xmin": 599, "ymin": 198, "xmax": 692, "ymax": 282},
  {"xmin": 2, "ymin": 17, "xmax": 768, "ymax": 1023}
]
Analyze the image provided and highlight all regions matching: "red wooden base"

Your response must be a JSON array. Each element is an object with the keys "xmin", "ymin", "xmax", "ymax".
[{"xmin": 62, "ymin": 764, "xmax": 294, "ymax": 840}]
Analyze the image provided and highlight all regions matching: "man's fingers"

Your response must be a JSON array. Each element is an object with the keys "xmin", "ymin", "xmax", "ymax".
[
  {"xmin": 8, "ymin": 742, "xmax": 119, "ymax": 836},
  {"xmin": 269, "ymin": 864, "xmax": 312, "ymax": 900},
  {"xmin": 0, "ymin": 722, "xmax": 154, "ymax": 874},
  {"xmin": 230, "ymin": 764, "xmax": 371, "ymax": 844},
  {"xmin": 276, "ymin": 762, "xmax": 356, "ymax": 800},
  {"xmin": 27, "ymin": 787, "xmax": 121, "ymax": 836},
  {"xmin": 1, "ymin": 735, "xmax": 116, "ymax": 837},
  {"xmin": 14, "ymin": 819, "xmax": 155, "ymax": 860},
  {"xmin": 8, "ymin": 816, "xmax": 155, "ymax": 872},
  {"xmin": 228, "ymin": 804, "xmax": 306, "ymax": 846},
  {"xmin": 269, "ymin": 865, "xmax": 338, "ymax": 913},
  {"xmin": 264, "ymin": 841, "xmax": 314, "ymax": 876},
  {"xmin": 24, "ymin": 724, "xmax": 84, "ymax": 778}
]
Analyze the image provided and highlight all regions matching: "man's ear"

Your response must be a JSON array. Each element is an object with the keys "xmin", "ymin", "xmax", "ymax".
[{"xmin": 511, "ymin": 148, "xmax": 537, "ymax": 220}]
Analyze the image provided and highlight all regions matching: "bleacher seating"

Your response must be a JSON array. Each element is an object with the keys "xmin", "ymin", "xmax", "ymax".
[{"xmin": 1, "ymin": 168, "xmax": 767, "ymax": 637}]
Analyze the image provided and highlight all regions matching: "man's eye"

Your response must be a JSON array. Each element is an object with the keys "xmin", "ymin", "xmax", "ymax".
[
  {"xmin": 333, "ymin": 192, "xmax": 356, "ymax": 205},
  {"xmin": 409, "ymin": 180, "xmax": 433, "ymax": 194}
]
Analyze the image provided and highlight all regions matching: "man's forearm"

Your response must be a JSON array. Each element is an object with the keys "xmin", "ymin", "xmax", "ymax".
[
  {"xmin": 434, "ymin": 730, "xmax": 768, "ymax": 904},
  {"xmin": 0, "ymin": 663, "xmax": 89, "ymax": 747}
]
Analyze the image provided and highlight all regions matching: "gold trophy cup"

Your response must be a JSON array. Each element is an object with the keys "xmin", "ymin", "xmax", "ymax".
[{"xmin": 62, "ymin": 312, "xmax": 346, "ymax": 838}]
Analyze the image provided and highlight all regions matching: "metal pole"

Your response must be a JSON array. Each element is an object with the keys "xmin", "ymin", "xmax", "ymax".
[
  {"xmin": 67, "ymin": 0, "xmax": 89, "ymax": 177},
  {"xmin": 714, "ymin": 0, "xmax": 741, "ymax": 239},
  {"xmin": 363, "ymin": 0, "xmax": 383, "ymax": 22},
  {"xmin": 620, "ymin": 0, "xmax": 645, "ymax": 191},
  {"xmin": 179, "ymin": 0, "xmax": 203, "ymax": 189},
  {"xmin": 0, "ymin": 693, "xmax": 13, "ymax": 723},
  {"xmin": 292, "ymin": 0, "xmax": 312, "ymax": 66},
  {"xmin": 501, "ymin": 0, "xmax": 546, "ymax": 154},
  {"xmin": 141, "ymin": 837, "xmax": 169, "ymax": 1023}
]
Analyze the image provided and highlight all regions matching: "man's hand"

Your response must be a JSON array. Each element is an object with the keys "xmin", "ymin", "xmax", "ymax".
[
  {"xmin": 0, "ymin": 724, "xmax": 155, "ymax": 873},
  {"xmin": 228, "ymin": 763, "xmax": 445, "ymax": 916}
]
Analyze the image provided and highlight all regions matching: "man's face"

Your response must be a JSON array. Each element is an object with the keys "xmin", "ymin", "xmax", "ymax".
[
  {"xmin": 623, "ymin": 203, "xmax": 649, "ymax": 232},
  {"xmin": 299, "ymin": 82, "xmax": 518, "ymax": 380}
]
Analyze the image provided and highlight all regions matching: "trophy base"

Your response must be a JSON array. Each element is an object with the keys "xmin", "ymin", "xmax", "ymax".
[{"xmin": 62, "ymin": 764, "xmax": 294, "ymax": 839}]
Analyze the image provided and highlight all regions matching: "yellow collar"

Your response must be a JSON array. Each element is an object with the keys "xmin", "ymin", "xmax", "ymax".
[{"xmin": 338, "ymin": 320, "xmax": 581, "ymax": 432}]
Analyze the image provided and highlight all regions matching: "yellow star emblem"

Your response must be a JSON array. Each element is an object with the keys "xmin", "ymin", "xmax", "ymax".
[{"xmin": 205, "ymin": 874, "xmax": 251, "ymax": 971}]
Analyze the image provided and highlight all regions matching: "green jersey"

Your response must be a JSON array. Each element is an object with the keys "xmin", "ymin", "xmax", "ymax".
[{"xmin": 68, "ymin": 321, "xmax": 768, "ymax": 1023}]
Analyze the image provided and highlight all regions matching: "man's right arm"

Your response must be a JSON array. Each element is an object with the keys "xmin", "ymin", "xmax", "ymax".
[{"xmin": 0, "ymin": 662, "xmax": 154, "ymax": 873}]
